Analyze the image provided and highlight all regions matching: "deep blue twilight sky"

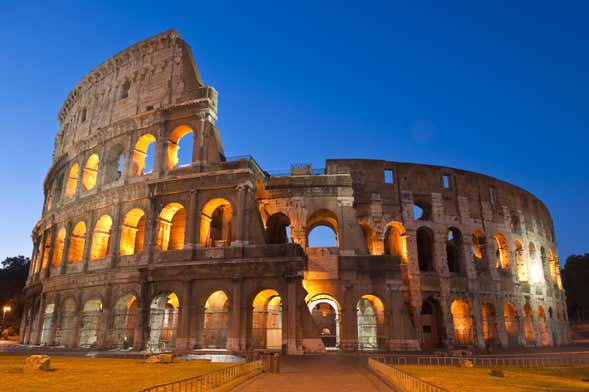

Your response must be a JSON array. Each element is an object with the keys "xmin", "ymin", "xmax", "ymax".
[{"xmin": 0, "ymin": 1, "xmax": 588, "ymax": 264}]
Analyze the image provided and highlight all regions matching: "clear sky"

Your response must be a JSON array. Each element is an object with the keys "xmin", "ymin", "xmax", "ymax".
[{"xmin": 1, "ymin": 1, "xmax": 587, "ymax": 264}]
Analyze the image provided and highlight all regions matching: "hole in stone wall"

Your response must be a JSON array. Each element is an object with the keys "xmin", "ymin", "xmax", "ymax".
[{"xmin": 384, "ymin": 169, "xmax": 394, "ymax": 184}]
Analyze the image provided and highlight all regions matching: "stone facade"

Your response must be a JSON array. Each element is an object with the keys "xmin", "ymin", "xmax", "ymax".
[{"xmin": 21, "ymin": 30, "xmax": 569, "ymax": 354}]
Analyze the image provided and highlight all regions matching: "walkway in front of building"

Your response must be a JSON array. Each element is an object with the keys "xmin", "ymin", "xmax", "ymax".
[{"xmin": 233, "ymin": 355, "xmax": 391, "ymax": 392}]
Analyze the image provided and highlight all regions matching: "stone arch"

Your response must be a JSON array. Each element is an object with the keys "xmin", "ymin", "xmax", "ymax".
[
  {"xmin": 523, "ymin": 303, "xmax": 536, "ymax": 345},
  {"xmin": 548, "ymin": 249, "xmax": 558, "ymax": 284},
  {"xmin": 131, "ymin": 133, "xmax": 156, "ymax": 176},
  {"xmin": 120, "ymin": 208, "xmax": 146, "ymax": 255},
  {"xmin": 307, "ymin": 293, "xmax": 341, "ymax": 350},
  {"xmin": 103, "ymin": 143, "xmax": 125, "ymax": 183},
  {"xmin": 266, "ymin": 212, "xmax": 291, "ymax": 244},
  {"xmin": 167, "ymin": 125, "xmax": 194, "ymax": 169},
  {"xmin": 482, "ymin": 303, "xmax": 498, "ymax": 346},
  {"xmin": 537, "ymin": 306, "xmax": 551, "ymax": 347},
  {"xmin": 147, "ymin": 292, "xmax": 180, "ymax": 352},
  {"xmin": 495, "ymin": 233, "xmax": 509, "ymax": 269},
  {"xmin": 384, "ymin": 221, "xmax": 406, "ymax": 260},
  {"xmin": 68, "ymin": 221, "xmax": 86, "ymax": 263},
  {"xmin": 156, "ymin": 202, "xmax": 186, "ymax": 251},
  {"xmin": 416, "ymin": 226, "xmax": 435, "ymax": 271},
  {"xmin": 357, "ymin": 294, "xmax": 385, "ymax": 351},
  {"xmin": 82, "ymin": 154, "xmax": 99, "ymax": 191},
  {"xmin": 41, "ymin": 232, "xmax": 52, "ymax": 271},
  {"xmin": 112, "ymin": 294, "xmax": 137, "ymax": 349},
  {"xmin": 504, "ymin": 302, "xmax": 519, "ymax": 346},
  {"xmin": 79, "ymin": 298, "xmax": 103, "ymax": 348},
  {"xmin": 445, "ymin": 227, "xmax": 463, "ymax": 274},
  {"xmin": 359, "ymin": 222, "xmax": 377, "ymax": 255},
  {"xmin": 40, "ymin": 303, "xmax": 55, "ymax": 345},
  {"xmin": 471, "ymin": 230, "xmax": 487, "ymax": 261},
  {"xmin": 91, "ymin": 215, "xmax": 112, "ymax": 260},
  {"xmin": 52, "ymin": 227, "xmax": 66, "ymax": 268},
  {"xmin": 65, "ymin": 163, "xmax": 79, "ymax": 199},
  {"xmin": 307, "ymin": 209, "xmax": 339, "ymax": 248},
  {"xmin": 514, "ymin": 240, "xmax": 527, "ymax": 281},
  {"xmin": 202, "ymin": 290, "xmax": 230, "ymax": 349},
  {"xmin": 451, "ymin": 298, "xmax": 473, "ymax": 345},
  {"xmin": 421, "ymin": 297, "xmax": 443, "ymax": 349},
  {"xmin": 55, "ymin": 297, "xmax": 76, "ymax": 347},
  {"xmin": 251, "ymin": 289, "xmax": 283, "ymax": 350},
  {"xmin": 200, "ymin": 198, "xmax": 233, "ymax": 247}
]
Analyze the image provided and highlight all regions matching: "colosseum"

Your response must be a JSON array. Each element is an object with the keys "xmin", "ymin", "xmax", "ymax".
[{"xmin": 20, "ymin": 30, "xmax": 569, "ymax": 355}]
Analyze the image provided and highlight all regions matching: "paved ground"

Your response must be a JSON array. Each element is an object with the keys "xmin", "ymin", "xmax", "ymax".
[{"xmin": 233, "ymin": 355, "xmax": 391, "ymax": 391}]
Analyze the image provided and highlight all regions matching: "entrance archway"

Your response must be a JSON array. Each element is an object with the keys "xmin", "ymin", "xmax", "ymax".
[
  {"xmin": 251, "ymin": 289, "xmax": 282, "ymax": 350},
  {"xmin": 538, "ymin": 306, "xmax": 551, "ymax": 347},
  {"xmin": 451, "ymin": 298, "xmax": 473, "ymax": 345},
  {"xmin": 307, "ymin": 294, "xmax": 340, "ymax": 350},
  {"xmin": 40, "ymin": 303, "xmax": 55, "ymax": 345},
  {"xmin": 79, "ymin": 298, "xmax": 102, "ymax": 348},
  {"xmin": 148, "ymin": 292, "xmax": 179, "ymax": 352},
  {"xmin": 421, "ymin": 298, "xmax": 443, "ymax": 349},
  {"xmin": 55, "ymin": 298, "xmax": 75, "ymax": 347},
  {"xmin": 523, "ymin": 303, "xmax": 536, "ymax": 345},
  {"xmin": 482, "ymin": 303, "xmax": 498, "ymax": 346},
  {"xmin": 202, "ymin": 290, "xmax": 229, "ymax": 349},
  {"xmin": 504, "ymin": 302, "xmax": 519, "ymax": 347},
  {"xmin": 112, "ymin": 295, "xmax": 137, "ymax": 349},
  {"xmin": 357, "ymin": 295, "xmax": 384, "ymax": 351}
]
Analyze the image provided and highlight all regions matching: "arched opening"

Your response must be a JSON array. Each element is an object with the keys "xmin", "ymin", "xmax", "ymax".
[
  {"xmin": 504, "ymin": 302, "xmax": 519, "ymax": 346},
  {"xmin": 55, "ymin": 298, "xmax": 76, "ymax": 347},
  {"xmin": 307, "ymin": 209, "xmax": 339, "ymax": 248},
  {"xmin": 79, "ymin": 298, "xmax": 102, "ymax": 348},
  {"xmin": 495, "ymin": 234, "xmax": 509, "ymax": 269},
  {"xmin": 200, "ymin": 198, "xmax": 233, "ymax": 247},
  {"xmin": 360, "ymin": 223, "xmax": 377, "ymax": 255},
  {"xmin": 451, "ymin": 299, "xmax": 473, "ymax": 345},
  {"xmin": 41, "ymin": 233, "xmax": 52, "ymax": 271},
  {"xmin": 120, "ymin": 80, "xmax": 131, "ymax": 99},
  {"xmin": 40, "ymin": 303, "xmax": 55, "ymax": 345},
  {"xmin": 421, "ymin": 298, "xmax": 443, "ymax": 349},
  {"xmin": 482, "ymin": 303, "xmax": 498, "ymax": 346},
  {"xmin": 202, "ymin": 290, "xmax": 229, "ymax": 349},
  {"xmin": 471, "ymin": 230, "xmax": 487, "ymax": 260},
  {"xmin": 357, "ymin": 295, "xmax": 385, "ymax": 351},
  {"xmin": 523, "ymin": 303, "xmax": 536, "ymax": 345},
  {"xmin": 417, "ymin": 227, "xmax": 435, "ymax": 271},
  {"xmin": 112, "ymin": 295, "xmax": 137, "ymax": 349},
  {"xmin": 120, "ymin": 208, "xmax": 146, "ymax": 256},
  {"xmin": 515, "ymin": 240, "xmax": 527, "ymax": 281},
  {"xmin": 65, "ymin": 163, "xmax": 79, "ymax": 199},
  {"xmin": 445, "ymin": 227, "xmax": 463, "ymax": 274},
  {"xmin": 82, "ymin": 154, "xmax": 100, "ymax": 190},
  {"xmin": 148, "ymin": 292, "xmax": 179, "ymax": 352},
  {"xmin": 384, "ymin": 222, "xmax": 406, "ymax": 259},
  {"xmin": 104, "ymin": 144, "xmax": 125, "ymax": 183},
  {"xmin": 538, "ymin": 306, "xmax": 551, "ymax": 347},
  {"xmin": 251, "ymin": 289, "xmax": 282, "ymax": 350},
  {"xmin": 548, "ymin": 249, "xmax": 557, "ymax": 284},
  {"xmin": 307, "ymin": 293, "xmax": 340, "ymax": 350},
  {"xmin": 528, "ymin": 242, "xmax": 542, "ymax": 282},
  {"xmin": 68, "ymin": 221, "xmax": 86, "ymax": 263},
  {"xmin": 91, "ymin": 215, "xmax": 112, "ymax": 260},
  {"xmin": 131, "ymin": 133, "xmax": 156, "ymax": 176},
  {"xmin": 167, "ymin": 125, "xmax": 194, "ymax": 169},
  {"xmin": 156, "ymin": 203, "xmax": 186, "ymax": 251},
  {"xmin": 52, "ymin": 227, "xmax": 66, "ymax": 268},
  {"xmin": 266, "ymin": 213, "xmax": 292, "ymax": 244}
]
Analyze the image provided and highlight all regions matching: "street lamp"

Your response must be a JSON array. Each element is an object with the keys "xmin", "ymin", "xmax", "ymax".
[{"xmin": 1, "ymin": 306, "xmax": 11, "ymax": 339}]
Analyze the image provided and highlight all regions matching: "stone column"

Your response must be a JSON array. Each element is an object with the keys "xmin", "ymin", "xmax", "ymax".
[
  {"xmin": 286, "ymin": 276, "xmax": 298, "ymax": 354},
  {"xmin": 71, "ymin": 291, "xmax": 84, "ymax": 348},
  {"xmin": 340, "ymin": 284, "xmax": 357, "ymax": 352},
  {"xmin": 185, "ymin": 190, "xmax": 199, "ymax": 251},
  {"xmin": 175, "ymin": 280, "xmax": 192, "ymax": 352},
  {"xmin": 495, "ymin": 298, "xmax": 508, "ymax": 348},
  {"xmin": 133, "ymin": 280, "xmax": 149, "ymax": 351},
  {"xmin": 109, "ymin": 203, "xmax": 123, "ymax": 268},
  {"xmin": 60, "ymin": 222, "xmax": 72, "ymax": 275},
  {"xmin": 98, "ymin": 285, "xmax": 113, "ymax": 349},
  {"xmin": 48, "ymin": 294, "xmax": 61, "ymax": 346},
  {"xmin": 82, "ymin": 214, "xmax": 95, "ymax": 273},
  {"xmin": 32, "ymin": 294, "xmax": 46, "ymax": 345},
  {"xmin": 44, "ymin": 225, "xmax": 57, "ymax": 279},
  {"xmin": 154, "ymin": 122, "xmax": 168, "ymax": 175},
  {"xmin": 146, "ymin": 199, "xmax": 159, "ymax": 263},
  {"xmin": 227, "ymin": 278, "xmax": 242, "ymax": 352},
  {"xmin": 231, "ymin": 183, "xmax": 251, "ymax": 246},
  {"xmin": 471, "ymin": 296, "xmax": 485, "ymax": 349}
]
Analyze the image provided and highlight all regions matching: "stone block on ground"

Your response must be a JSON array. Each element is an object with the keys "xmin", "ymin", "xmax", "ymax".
[
  {"xmin": 489, "ymin": 369, "xmax": 504, "ymax": 377},
  {"xmin": 24, "ymin": 355, "xmax": 51, "ymax": 371},
  {"xmin": 460, "ymin": 359, "xmax": 474, "ymax": 368}
]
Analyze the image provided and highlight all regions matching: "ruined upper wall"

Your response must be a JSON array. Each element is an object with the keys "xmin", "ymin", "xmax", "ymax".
[{"xmin": 54, "ymin": 30, "xmax": 206, "ymax": 160}]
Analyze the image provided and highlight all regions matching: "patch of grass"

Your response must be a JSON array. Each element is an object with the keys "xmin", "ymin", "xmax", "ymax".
[
  {"xmin": 0, "ymin": 354, "xmax": 234, "ymax": 392},
  {"xmin": 398, "ymin": 365, "xmax": 589, "ymax": 391}
]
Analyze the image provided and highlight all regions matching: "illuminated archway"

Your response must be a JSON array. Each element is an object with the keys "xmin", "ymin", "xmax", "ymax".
[
  {"xmin": 91, "ymin": 215, "xmax": 112, "ymax": 260},
  {"xmin": 148, "ymin": 292, "xmax": 180, "ymax": 352},
  {"xmin": 156, "ymin": 203, "xmax": 185, "ymax": 251},
  {"xmin": 40, "ymin": 303, "xmax": 55, "ymax": 345},
  {"xmin": 112, "ymin": 294, "xmax": 137, "ymax": 349},
  {"xmin": 41, "ymin": 232, "xmax": 52, "ymax": 271},
  {"xmin": 52, "ymin": 227, "xmax": 66, "ymax": 268},
  {"xmin": 495, "ymin": 234, "xmax": 509, "ymax": 269},
  {"xmin": 131, "ymin": 133, "xmax": 156, "ymax": 176},
  {"xmin": 65, "ymin": 163, "xmax": 79, "ymax": 199},
  {"xmin": 120, "ymin": 208, "xmax": 146, "ymax": 255},
  {"xmin": 384, "ymin": 221, "xmax": 406, "ymax": 260},
  {"xmin": 79, "ymin": 298, "xmax": 102, "ymax": 348},
  {"xmin": 523, "ymin": 303, "xmax": 536, "ymax": 345},
  {"xmin": 538, "ymin": 306, "xmax": 551, "ymax": 347},
  {"xmin": 482, "ymin": 303, "xmax": 498, "ymax": 345},
  {"xmin": 307, "ymin": 209, "xmax": 339, "ymax": 248},
  {"xmin": 200, "ymin": 198, "xmax": 233, "ymax": 247},
  {"xmin": 307, "ymin": 293, "xmax": 341, "ymax": 350},
  {"xmin": 357, "ymin": 294, "xmax": 385, "ymax": 351},
  {"xmin": 451, "ymin": 299, "xmax": 473, "ymax": 345},
  {"xmin": 202, "ymin": 290, "xmax": 229, "ymax": 349},
  {"xmin": 514, "ymin": 240, "xmax": 527, "ymax": 281},
  {"xmin": 251, "ymin": 289, "xmax": 282, "ymax": 350},
  {"xmin": 266, "ymin": 212, "xmax": 291, "ymax": 244},
  {"xmin": 548, "ymin": 249, "xmax": 557, "ymax": 284},
  {"xmin": 82, "ymin": 154, "xmax": 99, "ymax": 190},
  {"xmin": 55, "ymin": 298, "xmax": 76, "ymax": 347},
  {"xmin": 68, "ymin": 221, "xmax": 86, "ymax": 263},
  {"xmin": 504, "ymin": 302, "xmax": 519, "ymax": 346},
  {"xmin": 471, "ymin": 230, "xmax": 486, "ymax": 260},
  {"xmin": 167, "ymin": 125, "xmax": 194, "ymax": 169}
]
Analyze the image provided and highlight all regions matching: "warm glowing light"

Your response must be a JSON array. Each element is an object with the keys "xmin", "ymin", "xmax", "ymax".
[
  {"xmin": 167, "ymin": 125, "xmax": 193, "ymax": 169},
  {"xmin": 200, "ymin": 198, "xmax": 232, "ymax": 247},
  {"xmin": 156, "ymin": 203, "xmax": 185, "ymax": 251},
  {"xmin": 120, "ymin": 208, "xmax": 146, "ymax": 255},
  {"xmin": 65, "ymin": 163, "xmax": 79, "ymax": 199},
  {"xmin": 91, "ymin": 215, "xmax": 113, "ymax": 259},
  {"xmin": 52, "ymin": 227, "xmax": 66, "ymax": 268},
  {"xmin": 68, "ymin": 221, "xmax": 86, "ymax": 263},
  {"xmin": 132, "ymin": 133, "xmax": 156, "ymax": 176},
  {"xmin": 82, "ymin": 154, "xmax": 99, "ymax": 190}
]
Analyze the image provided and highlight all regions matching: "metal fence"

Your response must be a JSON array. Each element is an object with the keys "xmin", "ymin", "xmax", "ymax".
[
  {"xmin": 139, "ymin": 359, "xmax": 264, "ymax": 392},
  {"xmin": 370, "ymin": 354, "xmax": 589, "ymax": 368},
  {"xmin": 368, "ymin": 357, "xmax": 448, "ymax": 392}
]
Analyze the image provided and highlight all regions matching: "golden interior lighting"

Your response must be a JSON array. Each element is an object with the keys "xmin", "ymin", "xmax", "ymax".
[
  {"xmin": 52, "ymin": 227, "xmax": 66, "ymax": 268},
  {"xmin": 156, "ymin": 203, "xmax": 185, "ymax": 251},
  {"xmin": 65, "ymin": 163, "xmax": 79, "ymax": 199},
  {"xmin": 166, "ymin": 125, "xmax": 193, "ymax": 169},
  {"xmin": 82, "ymin": 154, "xmax": 100, "ymax": 190},
  {"xmin": 131, "ymin": 133, "xmax": 156, "ymax": 176},
  {"xmin": 120, "ymin": 208, "xmax": 146, "ymax": 255},
  {"xmin": 91, "ymin": 215, "xmax": 113, "ymax": 259},
  {"xmin": 200, "ymin": 198, "xmax": 232, "ymax": 247},
  {"xmin": 68, "ymin": 221, "xmax": 86, "ymax": 263}
]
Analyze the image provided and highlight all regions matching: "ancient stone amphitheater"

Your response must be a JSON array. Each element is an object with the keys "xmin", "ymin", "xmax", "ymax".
[{"xmin": 21, "ymin": 30, "xmax": 569, "ymax": 354}]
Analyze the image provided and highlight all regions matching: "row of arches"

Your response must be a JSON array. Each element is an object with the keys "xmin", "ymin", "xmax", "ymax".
[{"xmin": 422, "ymin": 298, "xmax": 554, "ymax": 348}]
